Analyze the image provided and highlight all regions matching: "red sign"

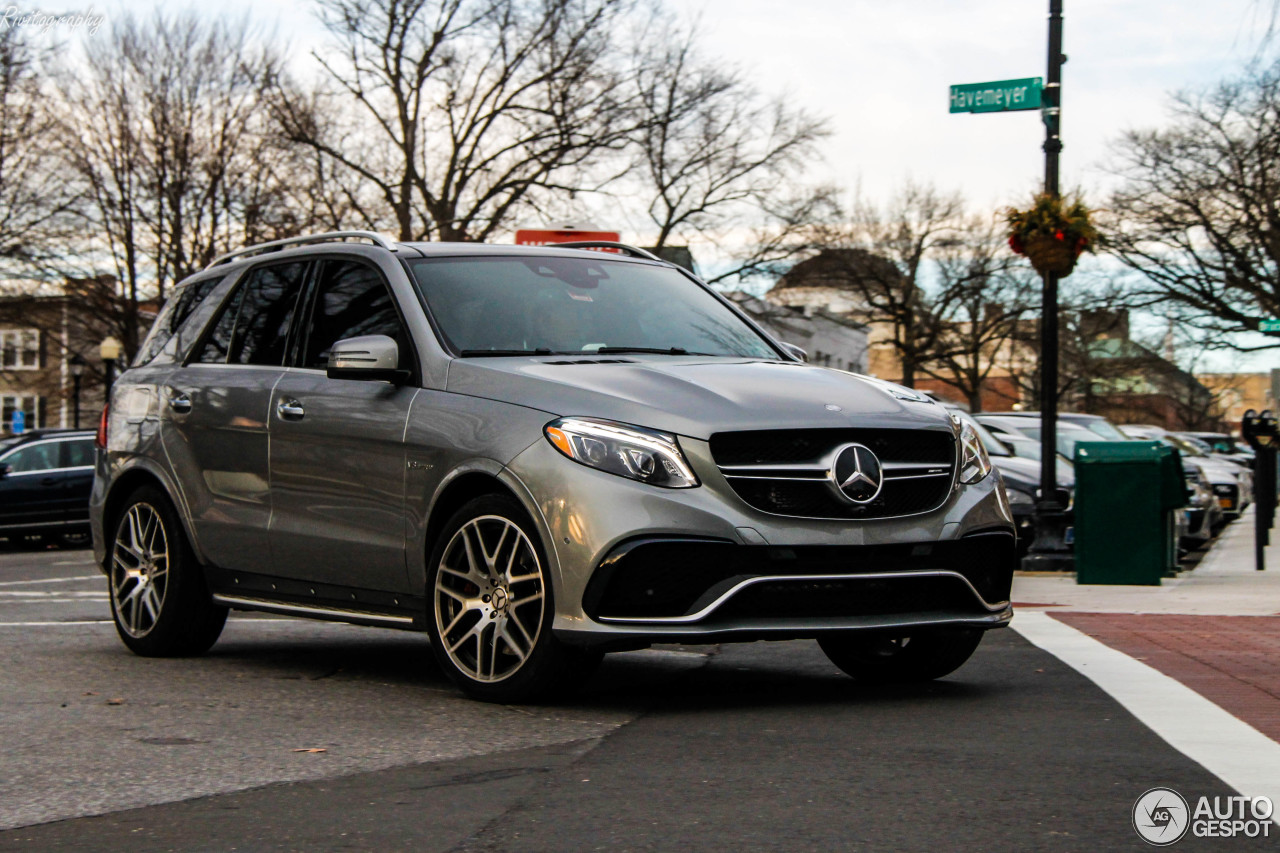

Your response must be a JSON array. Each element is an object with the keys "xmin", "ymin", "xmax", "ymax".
[{"xmin": 514, "ymin": 228, "xmax": 621, "ymax": 252}]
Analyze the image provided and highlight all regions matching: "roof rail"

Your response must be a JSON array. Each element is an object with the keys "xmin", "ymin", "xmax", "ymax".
[
  {"xmin": 205, "ymin": 231, "xmax": 397, "ymax": 270},
  {"xmin": 552, "ymin": 241, "xmax": 663, "ymax": 262}
]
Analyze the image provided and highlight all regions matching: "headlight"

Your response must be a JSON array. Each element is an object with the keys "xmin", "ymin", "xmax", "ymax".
[
  {"xmin": 544, "ymin": 417, "xmax": 698, "ymax": 488},
  {"xmin": 1006, "ymin": 487, "xmax": 1035, "ymax": 506},
  {"xmin": 957, "ymin": 420, "xmax": 992, "ymax": 484}
]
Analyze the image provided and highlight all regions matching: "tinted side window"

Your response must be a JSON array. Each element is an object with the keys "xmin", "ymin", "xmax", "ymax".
[
  {"xmin": 228, "ymin": 263, "xmax": 306, "ymax": 366},
  {"xmin": 302, "ymin": 261, "xmax": 405, "ymax": 369},
  {"xmin": 193, "ymin": 286, "xmax": 245, "ymax": 364},
  {"xmin": 61, "ymin": 438, "xmax": 95, "ymax": 468},
  {"xmin": 135, "ymin": 276, "xmax": 223, "ymax": 366},
  {"xmin": 1, "ymin": 442, "xmax": 60, "ymax": 473}
]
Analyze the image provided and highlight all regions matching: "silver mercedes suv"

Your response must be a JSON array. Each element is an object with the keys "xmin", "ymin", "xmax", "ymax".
[{"xmin": 90, "ymin": 232, "xmax": 1015, "ymax": 702}]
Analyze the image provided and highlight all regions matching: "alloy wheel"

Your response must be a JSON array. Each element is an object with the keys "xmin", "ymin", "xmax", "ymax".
[
  {"xmin": 434, "ymin": 515, "xmax": 545, "ymax": 684},
  {"xmin": 110, "ymin": 503, "xmax": 170, "ymax": 638}
]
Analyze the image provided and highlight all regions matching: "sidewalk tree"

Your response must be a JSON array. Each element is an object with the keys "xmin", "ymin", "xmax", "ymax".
[{"xmin": 1107, "ymin": 61, "xmax": 1280, "ymax": 351}]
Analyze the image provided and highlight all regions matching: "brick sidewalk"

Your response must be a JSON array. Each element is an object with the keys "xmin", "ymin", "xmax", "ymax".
[{"xmin": 1052, "ymin": 612, "xmax": 1280, "ymax": 744}]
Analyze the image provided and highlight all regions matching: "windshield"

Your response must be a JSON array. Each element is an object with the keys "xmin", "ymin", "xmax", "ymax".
[
  {"xmin": 1162, "ymin": 435, "xmax": 1207, "ymax": 458},
  {"xmin": 1083, "ymin": 419, "xmax": 1128, "ymax": 441},
  {"xmin": 408, "ymin": 256, "xmax": 780, "ymax": 358},
  {"xmin": 998, "ymin": 436, "xmax": 1075, "ymax": 480},
  {"xmin": 955, "ymin": 413, "xmax": 1009, "ymax": 456},
  {"xmin": 1019, "ymin": 425, "xmax": 1093, "ymax": 459}
]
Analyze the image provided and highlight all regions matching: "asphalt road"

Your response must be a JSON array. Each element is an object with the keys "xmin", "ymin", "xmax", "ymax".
[{"xmin": 0, "ymin": 544, "xmax": 1267, "ymax": 851}]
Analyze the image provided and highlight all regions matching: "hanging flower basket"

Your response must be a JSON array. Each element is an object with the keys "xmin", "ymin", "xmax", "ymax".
[{"xmin": 1005, "ymin": 193, "xmax": 1098, "ymax": 278}]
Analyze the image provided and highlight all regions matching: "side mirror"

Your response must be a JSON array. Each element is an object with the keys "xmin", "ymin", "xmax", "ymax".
[
  {"xmin": 326, "ymin": 335, "xmax": 410, "ymax": 384},
  {"xmin": 779, "ymin": 342, "xmax": 808, "ymax": 362}
]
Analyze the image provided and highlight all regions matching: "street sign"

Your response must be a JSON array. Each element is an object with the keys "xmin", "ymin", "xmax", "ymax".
[
  {"xmin": 514, "ymin": 228, "xmax": 621, "ymax": 250},
  {"xmin": 949, "ymin": 78, "xmax": 1043, "ymax": 114},
  {"xmin": 1259, "ymin": 319, "xmax": 1280, "ymax": 332}
]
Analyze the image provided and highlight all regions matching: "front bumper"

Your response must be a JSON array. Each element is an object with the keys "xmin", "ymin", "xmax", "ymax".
[{"xmin": 506, "ymin": 434, "xmax": 1016, "ymax": 647}]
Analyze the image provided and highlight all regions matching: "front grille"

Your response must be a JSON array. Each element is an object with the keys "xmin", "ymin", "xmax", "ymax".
[
  {"xmin": 709, "ymin": 428, "xmax": 956, "ymax": 520},
  {"xmin": 584, "ymin": 530, "xmax": 1015, "ymax": 620}
]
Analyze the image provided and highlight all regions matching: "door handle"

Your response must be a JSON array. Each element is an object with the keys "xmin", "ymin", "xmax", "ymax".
[
  {"xmin": 40, "ymin": 477, "xmax": 58, "ymax": 487},
  {"xmin": 277, "ymin": 399, "xmax": 305, "ymax": 419},
  {"xmin": 169, "ymin": 393, "xmax": 192, "ymax": 413}
]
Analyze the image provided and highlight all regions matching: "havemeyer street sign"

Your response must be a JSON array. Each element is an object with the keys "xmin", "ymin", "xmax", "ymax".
[
  {"xmin": 1260, "ymin": 319, "xmax": 1280, "ymax": 332},
  {"xmin": 949, "ymin": 78, "xmax": 1043, "ymax": 113}
]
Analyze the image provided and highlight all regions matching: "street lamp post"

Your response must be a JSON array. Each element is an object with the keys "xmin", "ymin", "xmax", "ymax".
[
  {"xmin": 99, "ymin": 336, "xmax": 122, "ymax": 398},
  {"xmin": 1022, "ymin": 0, "xmax": 1074, "ymax": 571},
  {"xmin": 68, "ymin": 353, "xmax": 86, "ymax": 430}
]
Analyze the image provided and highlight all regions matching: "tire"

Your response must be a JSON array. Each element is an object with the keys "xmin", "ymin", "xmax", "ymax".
[
  {"xmin": 426, "ymin": 494, "xmax": 600, "ymax": 703},
  {"xmin": 107, "ymin": 486, "xmax": 227, "ymax": 657},
  {"xmin": 818, "ymin": 628, "xmax": 984, "ymax": 683}
]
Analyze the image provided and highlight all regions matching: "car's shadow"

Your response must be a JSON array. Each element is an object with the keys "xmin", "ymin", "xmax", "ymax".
[{"xmin": 195, "ymin": 624, "xmax": 1015, "ymax": 713}]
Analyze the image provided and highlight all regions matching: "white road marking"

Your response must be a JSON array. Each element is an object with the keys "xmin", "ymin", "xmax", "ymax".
[
  {"xmin": 0, "ymin": 617, "xmax": 306, "ymax": 627},
  {"xmin": 0, "ymin": 591, "xmax": 106, "ymax": 598},
  {"xmin": 1013, "ymin": 611, "xmax": 1280, "ymax": 823},
  {"xmin": 0, "ymin": 575, "xmax": 102, "ymax": 587},
  {"xmin": 0, "ymin": 620, "xmax": 112, "ymax": 626}
]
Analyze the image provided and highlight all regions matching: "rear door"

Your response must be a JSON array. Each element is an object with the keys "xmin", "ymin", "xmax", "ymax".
[
  {"xmin": 160, "ymin": 261, "xmax": 307, "ymax": 571},
  {"xmin": 0, "ymin": 439, "xmax": 65, "ymax": 532},
  {"xmin": 268, "ymin": 257, "xmax": 416, "ymax": 592}
]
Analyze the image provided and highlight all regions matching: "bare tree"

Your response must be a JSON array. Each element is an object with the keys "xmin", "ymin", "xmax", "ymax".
[
  {"xmin": 625, "ymin": 21, "xmax": 828, "ymax": 250},
  {"xmin": 917, "ymin": 217, "xmax": 1038, "ymax": 411},
  {"xmin": 0, "ymin": 28, "xmax": 76, "ymax": 277},
  {"xmin": 51, "ymin": 12, "xmax": 294, "ymax": 357},
  {"xmin": 276, "ymin": 0, "xmax": 641, "ymax": 242},
  {"xmin": 821, "ymin": 182, "xmax": 965, "ymax": 388},
  {"xmin": 1107, "ymin": 62, "xmax": 1280, "ymax": 351}
]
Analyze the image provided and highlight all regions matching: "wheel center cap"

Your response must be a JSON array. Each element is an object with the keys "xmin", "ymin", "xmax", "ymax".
[{"xmin": 491, "ymin": 587, "xmax": 509, "ymax": 611}]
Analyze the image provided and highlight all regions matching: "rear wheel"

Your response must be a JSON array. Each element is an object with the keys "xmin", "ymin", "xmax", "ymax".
[
  {"xmin": 818, "ymin": 628, "xmax": 984, "ymax": 683},
  {"xmin": 426, "ymin": 494, "xmax": 600, "ymax": 703},
  {"xmin": 108, "ymin": 486, "xmax": 226, "ymax": 657}
]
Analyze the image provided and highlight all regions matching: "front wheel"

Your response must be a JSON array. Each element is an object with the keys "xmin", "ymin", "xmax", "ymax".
[
  {"xmin": 818, "ymin": 628, "xmax": 984, "ymax": 683},
  {"xmin": 108, "ymin": 486, "xmax": 227, "ymax": 657},
  {"xmin": 426, "ymin": 495, "xmax": 600, "ymax": 703}
]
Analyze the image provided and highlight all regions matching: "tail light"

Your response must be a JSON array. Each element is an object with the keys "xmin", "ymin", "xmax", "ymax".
[{"xmin": 95, "ymin": 402, "xmax": 110, "ymax": 449}]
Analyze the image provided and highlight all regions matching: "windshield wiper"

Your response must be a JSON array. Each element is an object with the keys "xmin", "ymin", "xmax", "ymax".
[
  {"xmin": 458, "ymin": 348, "xmax": 563, "ymax": 357},
  {"xmin": 595, "ymin": 346, "xmax": 716, "ymax": 356}
]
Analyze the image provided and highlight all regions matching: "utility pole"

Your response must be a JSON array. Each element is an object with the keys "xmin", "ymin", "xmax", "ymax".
[{"xmin": 1023, "ymin": 0, "xmax": 1073, "ymax": 570}]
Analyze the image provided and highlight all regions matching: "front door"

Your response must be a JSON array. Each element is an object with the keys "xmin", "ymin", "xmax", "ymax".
[
  {"xmin": 0, "ymin": 438, "xmax": 66, "ymax": 533},
  {"xmin": 268, "ymin": 258, "xmax": 416, "ymax": 592}
]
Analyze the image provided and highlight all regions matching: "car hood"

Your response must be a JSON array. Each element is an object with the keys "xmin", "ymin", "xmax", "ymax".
[{"xmin": 446, "ymin": 357, "xmax": 956, "ymax": 439}]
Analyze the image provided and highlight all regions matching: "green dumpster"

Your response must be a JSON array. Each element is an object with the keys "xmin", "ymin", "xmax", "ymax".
[{"xmin": 1073, "ymin": 441, "xmax": 1188, "ymax": 585}]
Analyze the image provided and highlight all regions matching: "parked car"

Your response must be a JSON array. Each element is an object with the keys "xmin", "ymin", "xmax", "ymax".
[
  {"xmin": 1121, "ymin": 425, "xmax": 1252, "ymax": 520},
  {"xmin": 945, "ymin": 410, "xmax": 1073, "ymax": 556},
  {"xmin": 1180, "ymin": 465, "xmax": 1219, "ymax": 550},
  {"xmin": 0, "ymin": 429, "xmax": 97, "ymax": 548},
  {"xmin": 1176, "ymin": 431, "xmax": 1254, "ymax": 467},
  {"xmin": 90, "ymin": 233, "xmax": 1016, "ymax": 702},
  {"xmin": 973, "ymin": 414, "xmax": 1099, "ymax": 462},
  {"xmin": 991, "ymin": 411, "xmax": 1131, "ymax": 442}
]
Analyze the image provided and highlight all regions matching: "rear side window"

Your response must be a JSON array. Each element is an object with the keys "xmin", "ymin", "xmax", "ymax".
[
  {"xmin": 300, "ymin": 260, "xmax": 405, "ymax": 369},
  {"xmin": 61, "ymin": 438, "xmax": 95, "ymax": 468},
  {"xmin": 1, "ymin": 441, "xmax": 59, "ymax": 473},
  {"xmin": 135, "ymin": 276, "xmax": 224, "ymax": 366},
  {"xmin": 193, "ymin": 263, "xmax": 306, "ymax": 365}
]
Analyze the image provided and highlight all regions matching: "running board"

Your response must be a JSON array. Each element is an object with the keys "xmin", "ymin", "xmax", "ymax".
[{"xmin": 211, "ymin": 594, "xmax": 416, "ymax": 626}]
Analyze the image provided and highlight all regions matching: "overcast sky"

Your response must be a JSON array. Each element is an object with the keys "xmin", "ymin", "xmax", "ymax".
[
  {"xmin": 113, "ymin": 0, "xmax": 1276, "ymax": 366},
  {"xmin": 122, "ymin": 0, "xmax": 1270, "ymax": 208}
]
